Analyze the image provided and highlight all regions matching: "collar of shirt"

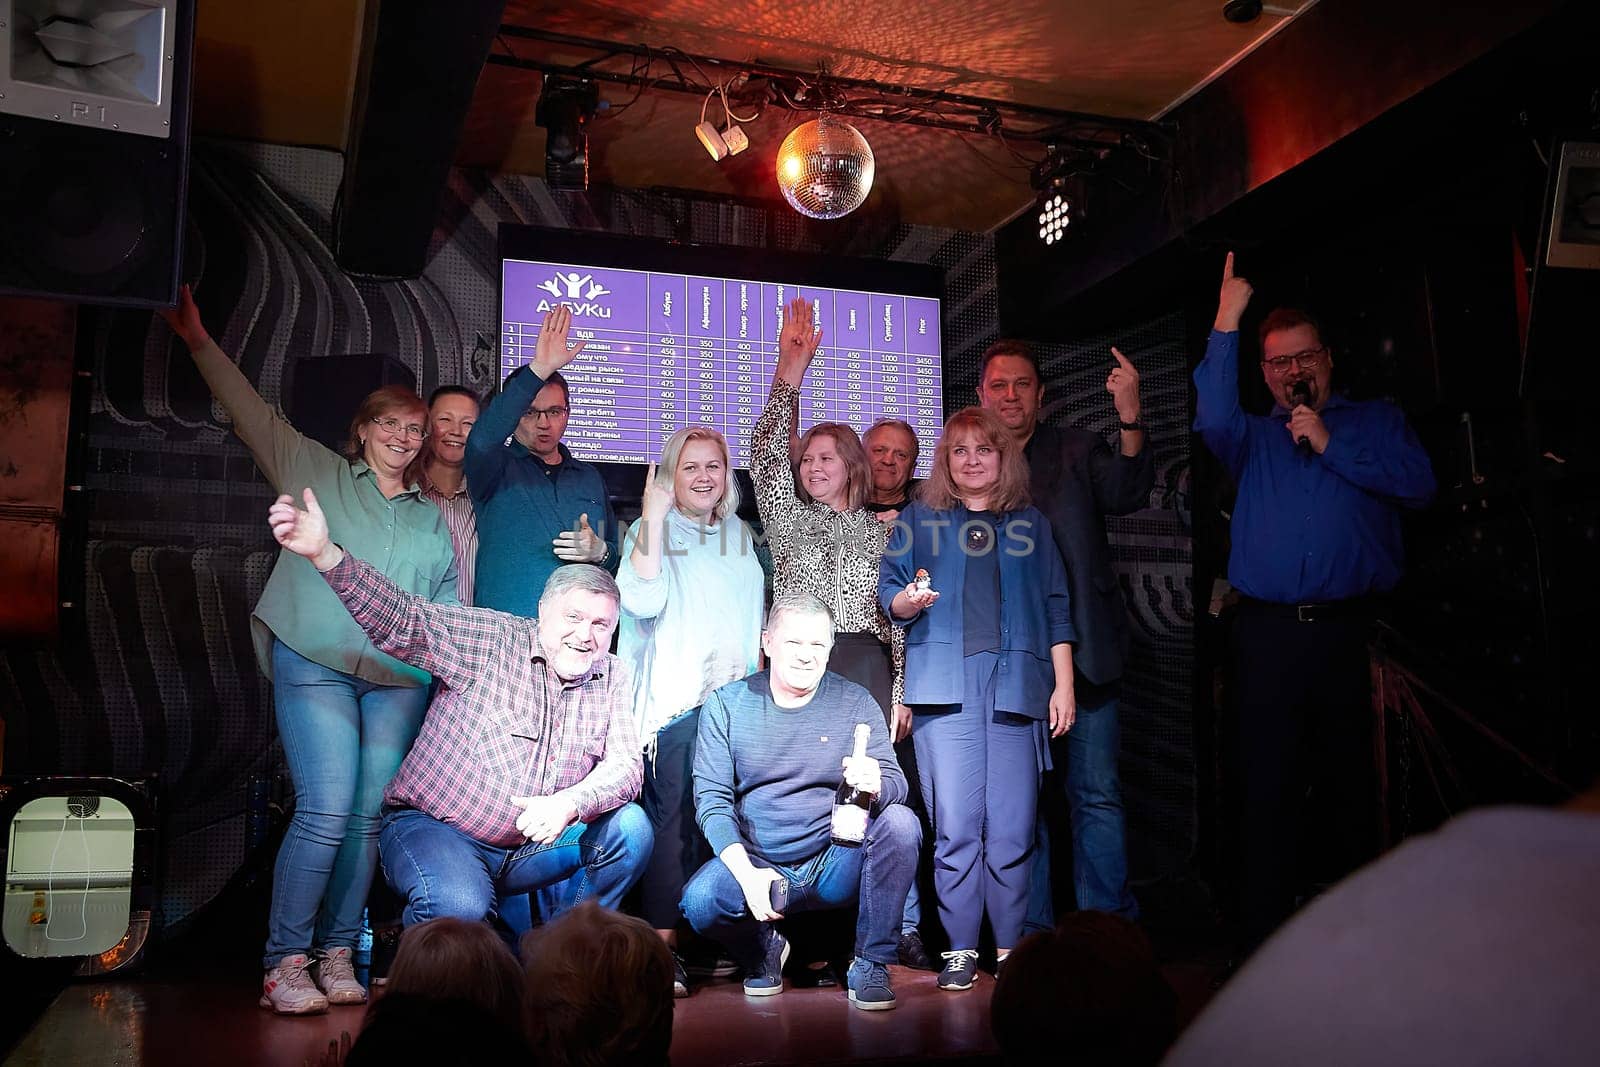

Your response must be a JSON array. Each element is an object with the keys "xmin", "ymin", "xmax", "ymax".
[
  {"xmin": 350, "ymin": 459, "xmax": 423, "ymax": 498},
  {"xmin": 526, "ymin": 618, "xmax": 609, "ymax": 690},
  {"xmin": 417, "ymin": 467, "xmax": 470, "ymax": 500},
  {"xmin": 530, "ymin": 442, "xmax": 576, "ymax": 472}
]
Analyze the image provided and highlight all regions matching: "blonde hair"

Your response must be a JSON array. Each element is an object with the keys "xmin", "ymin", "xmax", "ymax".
[
  {"xmin": 918, "ymin": 406, "xmax": 1032, "ymax": 513},
  {"xmin": 378, "ymin": 917, "xmax": 524, "ymax": 1034},
  {"xmin": 520, "ymin": 902, "xmax": 673, "ymax": 1067},
  {"xmin": 655, "ymin": 425, "xmax": 740, "ymax": 521},
  {"xmin": 795, "ymin": 422, "xmax": 870, "ymax": 511}
]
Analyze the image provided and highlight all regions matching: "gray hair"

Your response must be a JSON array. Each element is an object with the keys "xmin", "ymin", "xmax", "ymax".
[
  {"xmin": 864, "ymin": 418, "xmax": 921, "ymax": 465},
  {"xmin": 763, "ymin": 591, "xmax": 836, "ymax": 639},
  {"xmin": 539, "ymin": 563, "xmax": 620, "ymax": 610},
  {"xmin": 655, "ymin": 425, "xmax": 740, "ymax": 521}
]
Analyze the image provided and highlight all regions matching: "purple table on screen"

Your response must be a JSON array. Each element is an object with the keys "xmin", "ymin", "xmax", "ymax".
[{"xmin": 501, "ymin": 260, "xmax": 942, "ymax": 475}]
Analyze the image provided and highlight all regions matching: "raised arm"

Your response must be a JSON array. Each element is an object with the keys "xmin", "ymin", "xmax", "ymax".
[
  {"xmin": 465, "ymin": 306, "xmax": 588, "ymax": 500},
  {"xmin": 160, "ymin": 285, "xmax": 320, "ymax": 492},
  {"xmin": 1192, "ymin": 253, "xmax": 1255, "ymax": 477},
  {"xmin": 269, "ymin": 488, "xmax": 499, "ymax": 689}
]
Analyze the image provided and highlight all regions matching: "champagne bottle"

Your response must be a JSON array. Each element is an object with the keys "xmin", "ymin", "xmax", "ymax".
[{"xmin": 830, "ymin": 723, "xmax": 875, "ymax": 847}]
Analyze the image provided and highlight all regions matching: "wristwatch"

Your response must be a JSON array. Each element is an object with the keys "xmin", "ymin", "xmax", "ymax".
[{"xmin": 1117, "ymin": 419, "xmax": 1144, "ymax": 432}]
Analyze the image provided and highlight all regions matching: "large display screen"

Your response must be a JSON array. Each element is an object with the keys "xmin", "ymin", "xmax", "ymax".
[{"xmin": 497, "ymin": 229, "xmax": 944, "ymax": 475}]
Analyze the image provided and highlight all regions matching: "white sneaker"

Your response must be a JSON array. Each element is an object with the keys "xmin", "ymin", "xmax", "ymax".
[
  {"xmin": 260, "ymin": 954, "xmax": 330, "ymax": 1015},
  {"xmin": 312, "ymin": 946, "xmax": 368, "ymax": 1005}
]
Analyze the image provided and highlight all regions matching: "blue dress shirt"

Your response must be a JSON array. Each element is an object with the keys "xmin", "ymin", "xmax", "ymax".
[{"xmin": 1193, "ymin": 330, "xmax": 1436, "ymax": 604}]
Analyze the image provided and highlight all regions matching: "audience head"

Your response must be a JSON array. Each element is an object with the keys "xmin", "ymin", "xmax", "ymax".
[
  {"xmin": 762, "ymin": 592, "xmax": 836, "ymax": 702},
  {"xmin": 920, "ymin": 406, "xmax": 1030, "ymax": 513},
  {"xmin": 377, "ymin": 917, "xmax": 523, "ymax": 1034},
  {"xmin": 424, "ymin": 385, "xmax": 481, "ymax": 471},
  {"xmin": 537, "ymin": 565, "xmax": 621, "ymax": 681},
  {"xmin": 515, "ymin": 371, "xmax": 571, "ymax": 459},
  {"xmin": 656, "ymin": 425, "xmax": 740, "ymax": 522},
  {"xmin": 1258, "ymin": 307, "xmax": 1333, "ymax": 412},
  {"xmin": 521, "ymin": 901, "xmax": 674, "ymax": 1067},
  {"xmin": 345, "ymin": 385, "xmax": 428, "ymax": 483},
  {"xmin": 796, "ymin": 422, "xmax": 870, "ymax": 512},
  {"xmin": 863, "ymin": 419, "xmax": 920, "ymax": 502},
  {"xmin": 976, "ymin": 340, "xmax": 1045, "ymax": 440},
  {"xmin": 347, "ymin": 993, "xmax": 528, "ymax": 1066},
  {"xmin": 991, "ymin": 912, "xmax": 1177, "ymax": 1066}
]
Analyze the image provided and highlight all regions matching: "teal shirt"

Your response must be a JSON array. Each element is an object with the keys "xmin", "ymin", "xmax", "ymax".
[{"xmin": 189, "ymin": 340, "xmax": 457, "ymax": 687}]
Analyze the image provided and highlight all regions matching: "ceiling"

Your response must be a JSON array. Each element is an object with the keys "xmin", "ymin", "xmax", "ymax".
[{"xmin": 193, "ymin": 0, "xmax": 1317, "ymax": 233}]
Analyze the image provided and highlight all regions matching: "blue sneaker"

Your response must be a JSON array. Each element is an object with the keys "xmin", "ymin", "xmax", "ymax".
[
  {"xmin": 742, "ymin": 924, "xmax": 790, "ymax": 997},
  {"xmin": 846, "ymin": 957, "xmax": 897, "ymax": 1011}
]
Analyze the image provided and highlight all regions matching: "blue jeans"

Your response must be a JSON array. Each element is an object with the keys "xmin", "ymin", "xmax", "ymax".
[
  {"xmin": 378, "ymin": 803, "xmax": 652, "ymax": 926},
  {"xmin": 1025, "ymin": 683, "xmax": 1138, "ymax": 929},
  {"xmin": 680, "ymin": 805, "xmax": 920, "ymax": 968},
  {"xmin": 263, "ymin": 639, "xmax": 428, "ymax": 967}
]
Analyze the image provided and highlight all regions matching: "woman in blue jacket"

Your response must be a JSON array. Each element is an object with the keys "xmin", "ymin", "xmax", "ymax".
[{"xmin": 879, "ymin": 406, "xmax": 1076, "ymax": 993}]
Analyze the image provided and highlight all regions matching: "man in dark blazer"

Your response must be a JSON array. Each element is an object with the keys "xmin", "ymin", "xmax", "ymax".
[{"xmin": 978, "ymin": 339, "xmax": 1154, "ymax": 921}]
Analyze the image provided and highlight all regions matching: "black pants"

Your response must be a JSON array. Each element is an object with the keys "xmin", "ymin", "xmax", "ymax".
[
  {"xmin": 1231, "ymin": 605, "xmax": 1378, "ymax": 950},
  {"xmin": 638, "ymin": 707, "xmax": 711, "ymax": 931}
]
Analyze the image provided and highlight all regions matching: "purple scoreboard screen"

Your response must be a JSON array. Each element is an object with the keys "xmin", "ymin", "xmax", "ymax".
[{"xmin": 499, "ymin": 259, "xmax": 944, "ymax": 475}]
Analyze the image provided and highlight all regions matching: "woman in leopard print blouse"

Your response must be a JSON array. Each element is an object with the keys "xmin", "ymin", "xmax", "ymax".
[{"xmin": 751, "ymin": 297, "xmax": 907, "ymax": 730}]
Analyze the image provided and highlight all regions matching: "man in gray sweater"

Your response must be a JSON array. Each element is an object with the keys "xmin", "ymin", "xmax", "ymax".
[{"xmin": 682, "ymin": 593, "xmax": 921, "ymax": 1011}]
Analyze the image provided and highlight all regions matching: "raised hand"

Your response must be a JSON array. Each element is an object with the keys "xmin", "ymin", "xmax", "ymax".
[
  {"xmin": 552, "ymin": 512, "xmax": 607, "ymax": 563},
  {"xmin": 1106, "ymin": 346, "xmax": 1141, "ymax": 424},
  {"xmin": 639, "ymin": 461, "xmax": 674, "ymax": 524},
  {"xmin": 158, "ymin": 284, "xmax": 212, "ymax": 351},
  {"xmin": 1214, "ymin": 251, "xmax": 1254, "ymax": 333},
  {"xmin": 268, "ymin": 489, "xmax": 343, "ymax": 571},
  {"xmin": 531, "ymin": 305, "xmax": 589, "ymax": 379},
  {"xmin": 775, "ymin": 295, "xmax": 823, "ymax": 385}
]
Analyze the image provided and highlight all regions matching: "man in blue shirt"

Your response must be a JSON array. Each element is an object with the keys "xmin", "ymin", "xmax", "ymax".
[
  {"xmin": 1194, "ymin": 253, "xmax": 1436, "ymax": 950},
  {"xmin": 466, "ymin": 305, "xmax": 618, "ymax": 619}
]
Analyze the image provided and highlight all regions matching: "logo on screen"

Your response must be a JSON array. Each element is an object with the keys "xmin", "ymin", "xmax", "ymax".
[{"xmin": 535, "ymin": 272, "xmax": 613, "ymax": 319}]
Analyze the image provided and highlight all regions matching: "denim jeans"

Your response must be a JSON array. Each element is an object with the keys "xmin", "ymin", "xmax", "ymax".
[
  {"xmin": 263, "ymin": 639, "xmax": 428, "ymax": 968},
  {"xmin": 1025, "ymin": 682, "xmax": 1138, "ymax": 930},
  {"xmin": 378, "ymin": 802, "xmax": 652, "ymax": 926},
  {"xmin": 680, "ymin": 804, "xmax": 920, "ymax": 968}
]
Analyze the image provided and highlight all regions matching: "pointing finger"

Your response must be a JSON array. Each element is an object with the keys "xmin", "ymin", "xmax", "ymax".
[
  {"xmin": 1224, "ymin": 251, "xmax": 1234, "ymax": 281},
  {"xmin": 1111, "ymin": 346, "xmax": 1134, "ymax": 370}
]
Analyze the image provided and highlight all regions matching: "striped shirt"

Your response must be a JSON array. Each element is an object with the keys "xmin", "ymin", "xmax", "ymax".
[
  {"xmin": 321, "ymin": 555, "xmax": 642, "ymax": 848},
  {"xmin": 419, "ymin": 469, "xmax": 479, "ymax": 606}
]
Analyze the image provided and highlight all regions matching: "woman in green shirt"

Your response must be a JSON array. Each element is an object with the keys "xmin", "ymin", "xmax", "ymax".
[{"xmin": 162, "ymin": 287, "xmax": 456, "ymax": 1016}]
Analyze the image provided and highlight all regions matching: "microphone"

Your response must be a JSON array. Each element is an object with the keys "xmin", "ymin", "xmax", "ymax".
[{"xmin": 1289, "ymin": 381, "xmax": 1313, "ymax": 453}]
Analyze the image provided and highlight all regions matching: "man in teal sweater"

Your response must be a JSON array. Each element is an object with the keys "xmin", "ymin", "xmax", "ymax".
[
  {"xmin": 682, "ymin": 593, "xmax": 921, "ymax": 1011},
  {"xmin": 467, "ymin": 305, "xmax": 618, "ymax": 618}
]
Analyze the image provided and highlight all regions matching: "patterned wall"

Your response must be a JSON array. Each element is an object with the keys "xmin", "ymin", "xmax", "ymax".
[{"xmin": 0, "ymin": 140, "xmax": 1192, "ymax": 930}]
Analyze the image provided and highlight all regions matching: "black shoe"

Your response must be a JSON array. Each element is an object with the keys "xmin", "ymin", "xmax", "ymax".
[
  {"xmin": 671, "ymin": 951, "xmax": 691, "ymax": 999},
  {"xmin": 897, "ymin": 930, "xmax": 934, "ymax": 972},
  {"xmin": 790, "ymin": 960, "xmax": 840, "ymax": 989},
  {"xmin": 683, "ymin": 953, "xmax": 740, "ymax": 978},
  {"xmin": 368, "ymin": 925, "xmax": 401, "ymax": 987}
]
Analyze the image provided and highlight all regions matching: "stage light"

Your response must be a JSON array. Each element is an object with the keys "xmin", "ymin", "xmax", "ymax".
[
  {"xmin": 775, "ymin": 115, "xmax": 875, "ymax": 220},
  {"xmin": 536, "ymin": 76, "xmax": 599, "ymax": 190}
]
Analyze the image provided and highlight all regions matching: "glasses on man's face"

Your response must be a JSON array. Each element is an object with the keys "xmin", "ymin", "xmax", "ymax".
[
  {"xmin": 371, "ymin": 416, "xmax": 426, "ymax": 440},
  {"xmin": 525, "ymin": 406, "xmax": 569, "ymax": 422},
  {"xmin": 1262, "ymin": 347, "xmax": 1328, "ymax": 375}
]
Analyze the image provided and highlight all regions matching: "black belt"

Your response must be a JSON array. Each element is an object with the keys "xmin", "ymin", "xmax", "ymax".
[{"xmin": 1235, "ymin": 595, "xmax": 1379, "ymax": 623}]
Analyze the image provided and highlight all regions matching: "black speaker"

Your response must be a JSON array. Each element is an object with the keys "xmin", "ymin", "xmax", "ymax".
[
  {"xmin": 287, "ymin": 353, "xmax": 418, "ymax": 452},
  {"xmin": 0, "ymin": 0, "xmax": 195, "ymax": 308},
  {"xmin": 333, "ymin": 0, "xmax": 507, "ymax": 278}
]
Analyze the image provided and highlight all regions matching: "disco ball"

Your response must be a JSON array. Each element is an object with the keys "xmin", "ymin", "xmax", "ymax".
[{"xmin": 775, "ymin": 116, "xmax": 876, "ymax": 220}]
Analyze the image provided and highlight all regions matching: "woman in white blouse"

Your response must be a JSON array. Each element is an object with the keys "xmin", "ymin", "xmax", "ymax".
[{"xmin": 615, "ymin": 425, "xmax": 764, "ymax": 997}]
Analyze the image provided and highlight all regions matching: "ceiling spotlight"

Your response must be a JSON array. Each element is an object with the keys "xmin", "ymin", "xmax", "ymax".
[
  {"xmin": 1031, "ymin": 172, "xmax": 1090, "ymax": 248},
  {"xmin": 536, "ymin": 76, "xmax": 599, "ymax": 189},
  {"xmin": 695, "ymin": 85, "xmax": 751, "ymax": 162},
  {"xmin": 775, "ymin": 115, "xmax": 875, "ymax": 220}
]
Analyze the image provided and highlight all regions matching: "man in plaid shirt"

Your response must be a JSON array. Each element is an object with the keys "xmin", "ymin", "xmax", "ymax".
[{"xmin": 267, "ymin": 487, "xmax": 652, "ymax": 930}]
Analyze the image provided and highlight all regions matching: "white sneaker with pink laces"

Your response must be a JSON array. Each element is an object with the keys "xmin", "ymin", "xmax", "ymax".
[
  {"xmin": 312, "ymin": 946, "xmax": 368, "ymax": 1005},
  {"xmin": 260, "ymin": 954, "xmax": 330, "ymax": 1015}
]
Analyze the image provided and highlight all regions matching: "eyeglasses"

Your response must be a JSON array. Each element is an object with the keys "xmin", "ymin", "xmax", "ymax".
[
  {"xmin": 371, "ymin": 416, "xmax": 426, "ymax": 440},
  {"xmin": 525, "ymin": 406, "xmax": 569, "ymax": 421},
  {"xmin": 1262, "ymin": 347, "xmax": 1328, "ymax": 374}
]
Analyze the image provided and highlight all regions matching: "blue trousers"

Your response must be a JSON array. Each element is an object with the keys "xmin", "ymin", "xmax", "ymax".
[
  {"xmin": 378, "ymin": 803, "xmax": 652, "ymax": 926},
  {"xmin": 263, "ymin": 639, "xmax": 428, "ymax": 967},
  {"xmin": 911, "ymin": 651, "xmax": 1043, "ymax": 951},
  {"xmin": 680, "ymin": 804, "xmax": 921, "ymax": 968},
  {"xmin": 1025, "ymin": 681, "xmax": 1138, "ymax": 928}
]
